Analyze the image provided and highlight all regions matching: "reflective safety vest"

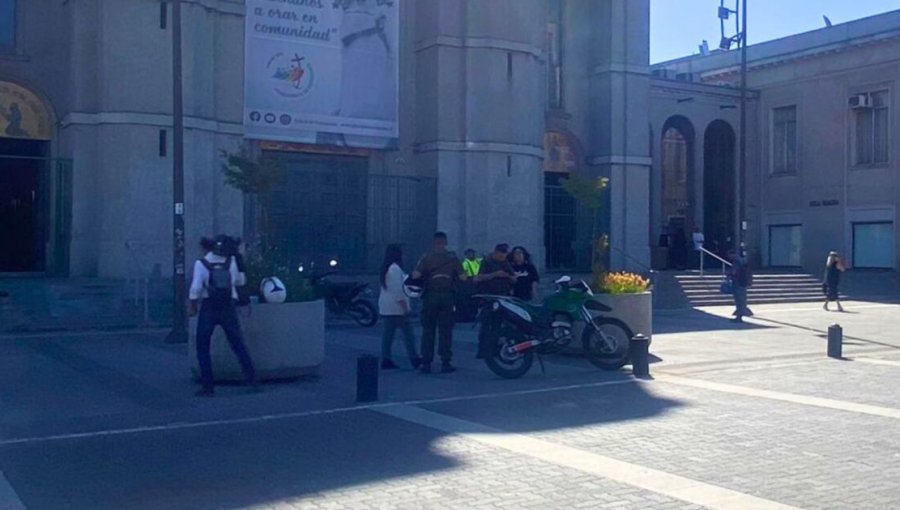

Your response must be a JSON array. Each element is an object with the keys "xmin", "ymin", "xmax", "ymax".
[{"xmin": 462, "ymin": 258, "xmax": 482, "ymax": 278}]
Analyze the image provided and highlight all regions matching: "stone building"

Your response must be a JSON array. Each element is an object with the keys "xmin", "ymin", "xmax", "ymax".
[
  {"xmin": 650, "ymin": 10, "xmax": 900, "ymax": 271},
  {"xmin": 0, "ymin": 0, "xmax": 652, "ymax": 278}
]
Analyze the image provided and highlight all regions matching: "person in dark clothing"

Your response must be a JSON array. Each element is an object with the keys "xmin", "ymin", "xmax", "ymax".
[
  {"xmin": 475, "ymin": 244, "xmax": 516, "ymax": 296},
  {"xmin": 727, "ymin": 249, "xmax": 753, "ymax": 323},
  {"xmin": 823, "ymin": 251, "xmax": 847, "ymax": 312},
  {"xmin": 189, "ymin": 235, "xmax": 257, "ymax": 397},
  {"xmin": 412, "ymin": 232, "xmax": 466, "ymax": 374},
  {"xmin": 671, "ymin": 229, "xmax": 688, "ymax": 270},
  {"xmin": 474, "ymin": 244, "xmax": 516, "ymax": 359},
  {"xmin": 509, "ymin": 246, "xmax": 540, "ymax": 302}
]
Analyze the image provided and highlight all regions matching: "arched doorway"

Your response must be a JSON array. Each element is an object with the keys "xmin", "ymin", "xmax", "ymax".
[
  {"xmin": 0, "ymin": 80, "xmax": 54, "ymax": 273},
  {"xmin": 660, "ymin": 116, "xmax": 695, "ymax": 269},
  {"xmin": 703, "ymin": 120, "xmax": 736, "ymax": 258}
]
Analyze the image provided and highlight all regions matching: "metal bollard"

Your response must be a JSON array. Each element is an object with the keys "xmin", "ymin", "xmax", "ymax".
[
  {"xmin": 631, "ymin": 334, "xmax": 651, "ymax": 378},
  {"xmin": 356, "ymin": 354, "xmax": 379, "ymax": 403},
  {"xmin": 827, "ymin": 324, "xmax": 843, "ymax": 359}
]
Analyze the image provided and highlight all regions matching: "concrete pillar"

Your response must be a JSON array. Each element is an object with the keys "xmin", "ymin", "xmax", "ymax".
[
  {"xmin": 581, "ymin": 0, "xmax": 652, "ymax": 272},
  {"xmin": 413, "ymin": 0, "xmax": 546, "ymax": 263}
]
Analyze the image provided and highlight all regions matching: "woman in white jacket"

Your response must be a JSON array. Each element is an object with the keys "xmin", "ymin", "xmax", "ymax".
[{"xmin": 378, "ymin": 244, "xmax": 421, "ymax": 369}]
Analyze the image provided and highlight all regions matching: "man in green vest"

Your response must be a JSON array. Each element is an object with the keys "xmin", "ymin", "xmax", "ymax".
[{"xmin": 462, "ymin": 248, "xmax": 482, "ymax": 278}]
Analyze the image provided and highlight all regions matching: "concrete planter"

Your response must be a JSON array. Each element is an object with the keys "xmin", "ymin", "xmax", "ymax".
[
  {"xmin": 188, "ymin": 300, "xmax": 325, "ymax": 382},
  {"xmin": 569, "ymin": 291, "xmax": 653, "ymax": 352},
  {"xmin": 591, "ymin": 291, "xmax": 653, "ymax": 340}
]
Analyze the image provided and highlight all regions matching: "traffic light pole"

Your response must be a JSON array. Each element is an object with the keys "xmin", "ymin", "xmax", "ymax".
[{"xmin": 166, "ymin": 0, "xmax": 188, "ymax": 344}]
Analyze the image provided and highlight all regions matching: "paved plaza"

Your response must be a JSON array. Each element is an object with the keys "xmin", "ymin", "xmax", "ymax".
[{"xmin": 2, "ymin": 299, "xmax": 900, "ymax": 509}]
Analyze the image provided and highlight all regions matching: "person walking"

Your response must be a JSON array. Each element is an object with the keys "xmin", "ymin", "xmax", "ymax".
[
  {"xmin": 509, "ymin": 246, "xmax": 540, "ymax": 302},
  {"xmin": 823, "ymin": 251, "xmax": 847, "ymax": 312},
  {"xmin": 728, "ymin": 249, "xmax": 753, "ymax": 323},
  {"xmin": 189, "ymin": 235, "xmax": 257, "ymax": 397},
  {"xmin": 412, "ymin": 232, "xmax": 466, "ymax": 374},
  {"xmin": 378, "ymin": 244, "xmax": 422, "ymax": 370}
]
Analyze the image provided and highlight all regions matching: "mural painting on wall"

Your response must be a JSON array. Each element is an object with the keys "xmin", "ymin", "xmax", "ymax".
[
  {"xmin": 0, "ymin": 81, "xmax": 52, "ymax": 141},
  {"xmin": 543, "ymin": 131, "xmax": 579, "ymax": 173}
]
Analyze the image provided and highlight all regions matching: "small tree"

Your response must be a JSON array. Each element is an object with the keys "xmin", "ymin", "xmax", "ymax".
[
  {"xmin": 220, "ymin": 149, "xmax": 320, "ymax": 301},
  {"xmin": 221, "ymin": 148, "xmax": 284, "ymax": 247},
  {"xmin": 562, "ymin": 174, "xmax": 610, "ymax": 289}
]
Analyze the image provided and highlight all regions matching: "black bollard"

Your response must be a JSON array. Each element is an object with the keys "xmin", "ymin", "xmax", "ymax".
[
  {"xmin": 356, "ymin": 355, "xmax": 379, "ymax": 403},
  {"xmin": 827, "ymin": 324, "xmax": 843, "ymax": 359},
  {"xmin": 631, "ymin": 334, "xmax": 650, "ymax": 378}
]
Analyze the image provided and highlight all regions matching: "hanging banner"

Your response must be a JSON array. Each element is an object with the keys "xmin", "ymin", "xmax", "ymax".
[
  {"xmin": 0, "ymin": 81, "xmax": 52, "ymax": 140},
  {"xmin": 244, "ymin": 0, "xmax": 399, "ymax": 149}
]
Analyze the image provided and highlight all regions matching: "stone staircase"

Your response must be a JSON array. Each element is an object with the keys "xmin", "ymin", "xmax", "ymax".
[{"xmin": 665, "ymin": 271, "xmax": 825, "ymax": 308}]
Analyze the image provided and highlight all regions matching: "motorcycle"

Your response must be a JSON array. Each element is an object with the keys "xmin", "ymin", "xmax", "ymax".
[
  {"xmin": 301, "ymin": 260, "xmax": 379, "ymax": 327},
  {"xmin": 476, "ymin": 276, "xmax": 633, "ymax": 379}
]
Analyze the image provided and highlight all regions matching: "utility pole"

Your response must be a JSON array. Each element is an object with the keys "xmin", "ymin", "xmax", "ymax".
[
  {"xmin": 737, "ymin": 0, "xmax": 747, "ymax": 255},
  {"xmin": 166, "ymin": 0, "xmax": 188, "ymax": 344}
]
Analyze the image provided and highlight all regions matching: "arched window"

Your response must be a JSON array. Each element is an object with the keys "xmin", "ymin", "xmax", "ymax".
[{"xmin": 662, "ymin": 127, "xmax": 688, "ymax": 185}]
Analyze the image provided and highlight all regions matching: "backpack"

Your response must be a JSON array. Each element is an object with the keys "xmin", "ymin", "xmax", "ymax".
[{"xmin": 201, "ymin": 257, "xmax": 233, "ymax": 309}]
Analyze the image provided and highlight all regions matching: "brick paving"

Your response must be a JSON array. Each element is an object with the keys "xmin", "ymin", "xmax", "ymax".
[{"xmin": 3, "ymin": 300, "xmax": 900, "ymax": 509}]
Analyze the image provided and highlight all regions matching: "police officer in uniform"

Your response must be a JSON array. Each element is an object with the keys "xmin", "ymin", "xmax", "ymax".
[{"xmin": 412, "ymin": 232, "xmax": 466, "ymax": 373}]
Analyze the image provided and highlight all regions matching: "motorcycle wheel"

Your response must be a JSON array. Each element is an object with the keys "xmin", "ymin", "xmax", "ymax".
[
  {"xmin": 348, "ymin": 300, "xmax": 378, "ymax": 327},
  {"xmin": 582, "ymin": 317, "xmax": 632, "ymax": 371},
  {"xmin": 484, "ymin": 328, "xmax": 534, "ymax": 379}
]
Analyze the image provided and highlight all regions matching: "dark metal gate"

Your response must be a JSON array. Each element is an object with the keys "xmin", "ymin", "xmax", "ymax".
[
  {"xmin": 544, "ymin": 173, "xmax": 577, "ymax": 270},
  {"xmin": 0, "ymin": 154, "xmax": 72, "ymax": 275},
  {"xmin": 264, "ymin": 150, "xmax": 437, "ymax": 273}
]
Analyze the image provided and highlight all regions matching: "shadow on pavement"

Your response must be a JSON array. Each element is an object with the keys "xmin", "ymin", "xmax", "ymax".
[
  {"xmin": 654, "ymin": 308, "xmax": 775, "ymax": 334},
  {"xmin": 0, "ymin": 325, "xmax": 684, "ymax": 509}
]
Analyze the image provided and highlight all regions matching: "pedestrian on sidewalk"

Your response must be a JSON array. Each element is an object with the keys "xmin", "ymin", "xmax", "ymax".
[
  {"xmin": 823, "ymin": 251, "xmax": 847, "ymax": 312},
  {"xmin": 189, "ymin": 235, "xmax": 257, "ymax": 397},
  {"xmin": 378, "ymin": 244, "xmax": 422, "ymax": 370},
  {"xmin": 727, "ymin": 249, "xmax": 753, "ymax": 323},
  {"xmin": 412, "ymin": 232, "xmax": 466, "ymax": 374},
  {"xmin": 509, "ymin": 246, "xmax": 540, "ymax": 303}
]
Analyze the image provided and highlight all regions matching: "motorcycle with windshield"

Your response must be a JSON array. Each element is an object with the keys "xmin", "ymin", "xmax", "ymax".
[{"xmin": 476, "ymin": 276, "xmax": 633, "ymax": 379}]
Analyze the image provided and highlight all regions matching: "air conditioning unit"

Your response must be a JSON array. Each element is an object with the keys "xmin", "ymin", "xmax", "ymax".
[{"xmin": 849, "ymin": 94, "xmax": 873, "ymax": 109}]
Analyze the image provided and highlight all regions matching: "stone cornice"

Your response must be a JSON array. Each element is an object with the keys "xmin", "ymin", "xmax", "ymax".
[
  {"xmin": 591, "ymin": 63, "xmax": 650, "ymax": 76},
  {"xmin": 702, "ymin": 31, "xmax": 900, "ymax": 80},
  {"xmin": 415, "ymin": 140, "xmax": 543, "ymax": 158},
  {"xmin": 60, "ymin": 112, "xmax": 243, "ymax": 135},
  {"xmin": 414, "ymin": 36, "xmax": 543, "ymax": 59},
  {"xmin": 650, "ymin": 79, "xmax": 759, "ymax": 100},
  {"xmin": 587, "ymin": 155, "xmax": 652, "ymax": 167}
]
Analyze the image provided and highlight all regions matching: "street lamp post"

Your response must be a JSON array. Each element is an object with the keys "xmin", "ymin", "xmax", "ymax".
[
  {"xmin": 738, "ymin": 0, "xmax": 747, "ymax": 256},
  {"xmin": 166, "ymin": 0, "xmax": 188, "ymax": 344},
  {"xmin": 718, "ymin": 0, "xmax": 747, "ymax": 255}
]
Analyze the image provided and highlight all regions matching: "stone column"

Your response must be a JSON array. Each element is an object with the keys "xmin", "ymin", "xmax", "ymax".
[
  {"xmin": 413, "ymin": 0, "xmax": 546, "ymax": 263},
  {"xmin": 583, "ymin": 0, "xmax": 652, "ymax": 272}
]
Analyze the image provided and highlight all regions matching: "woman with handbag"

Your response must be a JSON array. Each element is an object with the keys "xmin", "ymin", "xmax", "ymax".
[{"xmin": 823, "ymin": 251, "xmax": 847, "ymax": 312}]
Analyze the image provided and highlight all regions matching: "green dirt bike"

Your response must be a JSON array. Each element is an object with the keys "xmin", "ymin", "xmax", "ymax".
[{"xmin": 475, "ymin": 276, "xmax": 633, "ymax": 379}]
